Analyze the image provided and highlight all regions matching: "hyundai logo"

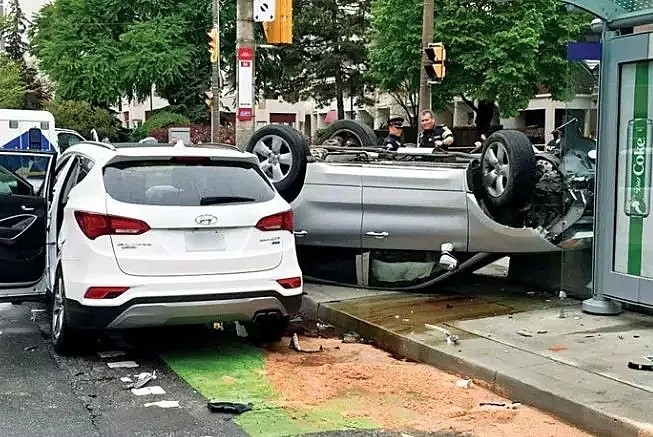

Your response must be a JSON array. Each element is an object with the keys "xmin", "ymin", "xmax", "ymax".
[{"xmin": 195, "ymin": 214, "xmax": 218, "ymax": 225}]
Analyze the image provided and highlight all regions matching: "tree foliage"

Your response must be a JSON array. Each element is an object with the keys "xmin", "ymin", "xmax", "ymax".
[
  {"xmin": 368, "ymin": 0, "xmax": 422, "ymax": 125},
  {"xmin": 0, "ymin": 56, "xmax": 26, "ymax": 108},
  {"xmin": 368, "ymin": 0, "xmax": 590, "ymax": 132},
  {"xmin": 1, "ymin": 0, "xmax": 52, "ymax": 109},
  {"xmin": 29, "ymin": 0, "xmax": 288, "ymax": 121},
  {"xmin": 273, "ymin": 0, "xmax": 371, "ymax": 119},
  {"xmin": 45, "ymin": 99, "xmax": 119, "ymax": 139}
]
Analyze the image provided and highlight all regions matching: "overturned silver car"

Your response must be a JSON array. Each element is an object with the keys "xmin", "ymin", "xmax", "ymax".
[{"xmin": 246, "ymin": 119, "xmax": 596, "ymax": 290}]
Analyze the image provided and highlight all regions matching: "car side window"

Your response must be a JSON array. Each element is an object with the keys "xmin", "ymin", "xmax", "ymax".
[
  {"xmin": 59, "ymin": 156, "xmax": 82, "ymax": 206},
  {"xmin": 75, "ymin": 156, "xmax": 94, "ymax": 184},
  {"xmin": 58, "ymin": 133, "xmax": 82, "ymax": 152},
  {"xmin": 0, "ymin": 166, "xmax": 34, "ymax": 196}
]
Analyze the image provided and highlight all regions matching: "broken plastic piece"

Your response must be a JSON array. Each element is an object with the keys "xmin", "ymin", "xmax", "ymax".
[
  {"xmin": 107, "ymin": 361, "xmax": 139, "ymax": 369},
  {"xmin": 131, "ymin": 386, "xmax": 165, "ymax": 396},
  {"xmin": 207, "ymin": 401, "xmax": 253, "ymax": 414},
  {"xmin": 517, "ymin": 330, "xmax": 533, "ymax": 337},
  {"xmin": 456, "ymin": 379, "xmax": 473, "ymax": 389},
  {"xmin": 144, "ymin": 400, "xmax": 179, "ymax": 408},
  {"xmin": 24, "ymin": 345, "xmax": 37, "ymax": 352},
  {"xmin": 628, "ymin": 357, "xmax": 653, "ymax": 371},
  {"xmin": 480, "ymin": 402, "xmax": 506, "ymax": 407},
  {"xmin": 235, "ymin": 321, "xmax": 248, "ymax": 338},
  {"xmin": 130, "ymin": 371, "xmax": 157, "ymax": 389}
]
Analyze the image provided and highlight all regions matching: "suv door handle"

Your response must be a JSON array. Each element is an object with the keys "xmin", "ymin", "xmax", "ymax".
[
  {"xmin": 365, "ymin": 231, "xmax": 389, "ymax": 239},
  {"xmin": 21, "ymin": 205, "xmax": 35, "ymax": 211},
  {"xmin": 294, "ymin": 230, "xmax": 308, "ymax": 237}
]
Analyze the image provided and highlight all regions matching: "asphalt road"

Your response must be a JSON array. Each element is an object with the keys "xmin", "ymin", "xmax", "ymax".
[{"xmin": 0, "ymin": 302, "xmax": 475, "ymax": 437}]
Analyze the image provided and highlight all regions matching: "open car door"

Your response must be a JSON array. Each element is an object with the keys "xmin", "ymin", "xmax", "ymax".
[{"xmin": 0, "ymin": 149, "xmax": 56, "ymax": 302}]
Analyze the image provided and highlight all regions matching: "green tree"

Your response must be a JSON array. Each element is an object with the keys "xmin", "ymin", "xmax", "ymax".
[
  {"xmin": 0, "ymin": 56, "xmax": 26, "ymax": 108},
  {"xmin": 45, "ymin": 99, "xmax": 118, "ymax": 140},
  {"xmin": 368, "ymin": 0, "xmax": 590, "ymax": 133},
  {"xmin": 29, "ymin": 0, "xmax": 287, "ymax": 121},
  {"xmin": 271, "ymin": 0, "xmax": 372, "ymax": 120},
  {"xmin": 368, "ymin": 0, "xmax": 422, "ymax": 126},
  {"xmin": 1, "ymin": 0, "xmax": 52, "ymax": 109}
]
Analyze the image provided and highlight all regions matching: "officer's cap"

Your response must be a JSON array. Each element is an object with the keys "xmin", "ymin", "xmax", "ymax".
[{"xmin": 388, "ymin": 116, "xmax": 405, "ymax": 128}]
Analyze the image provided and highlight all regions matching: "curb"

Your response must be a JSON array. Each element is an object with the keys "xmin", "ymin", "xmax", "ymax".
[{"xmin": 308, "ymin": 297, "xmax": 653, "ymax": 437}]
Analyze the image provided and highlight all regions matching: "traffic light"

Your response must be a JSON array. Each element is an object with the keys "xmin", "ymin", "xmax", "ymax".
[
  {"xmin": 424, "ymin": 42, "xmax": 446, "ymax": 83},
  {"xmin": 207, "ymin": 28, "xmax": 219, "ymax": 63},
  {"xmin": 263, "ymin": 0, "xmax": 293, "ymax": 45}
]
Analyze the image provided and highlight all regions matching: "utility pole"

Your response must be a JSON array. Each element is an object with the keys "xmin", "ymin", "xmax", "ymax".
[
  {"xmin": 419, "ymin": 0, "xmax": 434, "ymax": 117},
  {"xmin": 210, "ymin": 0, "xmax": 221, "ymax": 142},
  {"xmin": 235, "ymin": 0, "xmax": 256, "ymax": 151}
]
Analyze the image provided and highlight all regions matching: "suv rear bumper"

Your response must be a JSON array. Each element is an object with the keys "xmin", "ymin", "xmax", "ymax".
[{"xmin": 66, "ymin": 291, "xmax": 303, "ymax": 330}]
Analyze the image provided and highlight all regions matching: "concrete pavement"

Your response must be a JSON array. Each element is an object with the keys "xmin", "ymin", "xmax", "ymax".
[{"xmin": 301, "ymin": 279, "xmax": 653, "ymax": 437}]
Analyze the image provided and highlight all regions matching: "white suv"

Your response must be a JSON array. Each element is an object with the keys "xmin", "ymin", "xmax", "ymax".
[{"xmin": 0, "ymin": 142, "xmax": 303, "ymax": 353}]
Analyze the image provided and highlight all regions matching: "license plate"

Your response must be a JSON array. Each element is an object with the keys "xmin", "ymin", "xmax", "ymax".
[{"xmin": 185, "ymin": 230, "xmax": 226, "ymax": 252}]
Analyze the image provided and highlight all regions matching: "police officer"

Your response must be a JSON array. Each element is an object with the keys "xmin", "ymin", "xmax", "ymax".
[
  {"xmin": 382, "ymin": 116, "xmax": 405, "ymax": 151},
  {"xmin": 417, "ymin": 110, "xmax": 454, "ymax": 151}
]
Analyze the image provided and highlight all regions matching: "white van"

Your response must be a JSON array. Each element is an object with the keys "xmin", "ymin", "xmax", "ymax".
[{"xmin": 0, "ymin": 109, "xmax": 60, "ymax": 153}]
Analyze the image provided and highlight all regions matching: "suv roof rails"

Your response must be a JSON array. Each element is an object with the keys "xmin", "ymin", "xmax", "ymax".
[
  {"xmin": 81, "ymin": 141, "xmax": 117, "ymax": 151},
  {"xmin": 189, "ymin": 143, "xmax": 242, "ymax": 152}
]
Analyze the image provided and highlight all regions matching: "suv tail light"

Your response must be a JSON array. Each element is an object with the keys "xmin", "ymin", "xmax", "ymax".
[
  {"xmin": 255, "ymin": 210, "xmax": 293, "ymax": 232},
  {"xmin": 84, "ymin": 287, "xmax": 129, "ymax": 299},
  {"xmin": 277, "ymin": 277, "xmax": 302, "ymax": 289},
  {"xmin": 74, "ymin": 211, "xmax": 150, "ymax": 240}
]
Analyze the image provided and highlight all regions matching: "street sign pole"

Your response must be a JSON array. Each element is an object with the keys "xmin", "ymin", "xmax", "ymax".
[
  {"xmin": 235, "ymin": 0, "xmax": 256, "ymax": 151},
  {"xmin": 210, "ymin": 0, "xmax": 221, "ymax": 143}
]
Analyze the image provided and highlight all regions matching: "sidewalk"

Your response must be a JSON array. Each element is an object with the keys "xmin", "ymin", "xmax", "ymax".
[{"xmin": 301, "ymin": 281, "xmax": 653, "ymax": 437}]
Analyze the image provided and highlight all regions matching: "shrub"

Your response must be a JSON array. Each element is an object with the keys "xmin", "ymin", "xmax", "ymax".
[{"xmin": 132, "ymin": 111, "xmax": 190, "ymax": 140}]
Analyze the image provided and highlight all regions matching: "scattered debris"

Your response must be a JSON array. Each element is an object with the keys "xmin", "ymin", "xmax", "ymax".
[
  {"xmin": 527, "ymin": 292, "xmax": 535, "ymax": 296},
  {"xmin": 234, "ymin": 321, "xmax": 248, "ymax": 338},
  {"xmin": 480, "ymin": 402, "xmax": 506, "ymax": 407},
  {"xmin": 120, "ymin": 377, "xmax": 133, "ymax": 383},
  {"xmin": 342, "ymin": 331, "xmax": 362, "ymax": 344},
  {"xmin": 634, "ymin": 335, "xmax": 640, "ymax": 339},
  {"xmin": 125, "ymin": 371, "xmax": 157, "ymax": 389},
  {"xmin": 24, "ymin": 345, "xmax": 37, "ymax": 352},
  {"xmin": 212, "ymin": 322, "xmax": 224, "ymax": 331},
  {"xmin": 97, "ymin": 350, "xmax": 126, "ymax": 359},
  {"xmin": 107, "ymin": 361, "xmax": 139, "ymax": 369},
  {"xmin": 618, "ymin": 335, "xmax": 624, "ymax": 340},
  {"xmin": 131, "ymin": 386, "xmax": 166, "ymax": 396},
  {"xmin": 627, "ymin": 356, "xmax": 653, "ymax": 371},
  {"xmin": 207, "ymin": 401, "xmax": 253, "ymax": 414},
  {"xmin": 455, "ymin": 379, "xmax": 473, "ymax": 389},
  {"xmin": 548, "ymin": 345, "xmax": 568, "ymax": 352},
  {"xmin": 537, "ymin": 330, "xmax": 548, "ymax": 334},
  {"xmin": 517, "ymin": 330, "xmax": 533, "ymax": 337},
  {"xmin": 508, "ymin": 314, "xmax": 513, "ymax": 319},
  {"xmin": 0, "ymin": 331, "xmax": 3, "ymax": 335},
  {"xmin": 573, "ymin": 316, "xmax": 581, "ymax": 320},
  {"xmin": 144, "ymin": 400, "xmax": 180, "ymax": 408},
  {"xmin": 289, "ymin": 333, "xmax": 323, "ymax": 353},
  {"xmin": 446, "ymin": 333, "xmax": 459, "ymax": 345},
  {"xmin": 289, "ymin": 316, "xmax": 303, "ymax": 323}
]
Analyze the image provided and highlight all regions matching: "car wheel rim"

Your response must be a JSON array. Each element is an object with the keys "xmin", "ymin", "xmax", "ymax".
[
  {"xmin": 328, "ymin": 128, "xmax": 365, "ymax": 147},
  {"xmin": 51, "ymin": 275, "xmax": 64, "ymax": 341},
  {"xmin": 482, "ymin": 141, "xmax": 511, "ymax": 198},
  {"xmin": 253, "ymin": 134, "xmax": 293, "ymax": 183}
]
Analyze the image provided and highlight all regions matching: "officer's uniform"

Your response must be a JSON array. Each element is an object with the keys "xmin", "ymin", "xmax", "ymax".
[
  {"xmin": 417, "ymin": 124, "xmax": 453, "ymax": 150},
  {"xmin": 382, "ymin": 116, "xmax": 405, "ymax": 151}
]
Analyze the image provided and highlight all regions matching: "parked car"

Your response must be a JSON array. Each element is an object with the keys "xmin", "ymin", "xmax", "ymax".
[
  {"xmin": 246, "ymin": 119, "xmax": 596, "ymax": 290},
  {"xmin": 0, "ymin": 142, "xmax": 303, "ymax": 353}
]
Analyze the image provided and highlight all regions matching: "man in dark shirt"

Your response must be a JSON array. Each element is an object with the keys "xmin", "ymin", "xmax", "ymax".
[
  {"xmin": 381, "ymin": 116, "xmax": 405, "ymax": 151},
  {"xmin": 416, "ymin": 109, "xmax": 454, "ymax": 151}
]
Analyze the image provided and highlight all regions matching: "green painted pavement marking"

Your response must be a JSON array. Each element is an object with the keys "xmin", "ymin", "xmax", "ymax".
[
  {"xmin": 627, "ymin": 62, "xmax": 649, "ymax": 276},
  {"xmin": 160, "ymin": 341, "xmax": 378, "ymax": 437}
]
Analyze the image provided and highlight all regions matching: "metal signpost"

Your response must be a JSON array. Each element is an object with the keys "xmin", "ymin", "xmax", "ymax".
[{"xmin": 560, "ymin": 1, "xmax": 653, "ymax": 314}]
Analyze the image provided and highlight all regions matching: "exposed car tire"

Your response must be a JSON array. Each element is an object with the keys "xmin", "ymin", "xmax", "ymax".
[
  {"xmin": 318, "ymin": 120, "xmax": 378, "ymax": 148},
  {"xmin": 480, "ymin": 130, "xmax": 537, "ymax": 209},
  {"xmin": 50, "ymin": 269, "xmax": 79, "ymax": 355},
  {"xmin": 247, "ymin": 125, "xmax": 309, "ymax": 203},
  {"xmin": 244, "ymin": 316, "xmax": 289, "ymax": 345}
]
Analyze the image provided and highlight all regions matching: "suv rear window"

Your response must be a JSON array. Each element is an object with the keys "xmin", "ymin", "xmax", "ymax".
[{"xmin": 103, "ymin": 158, "xmax": 276, "ymax": 206}]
